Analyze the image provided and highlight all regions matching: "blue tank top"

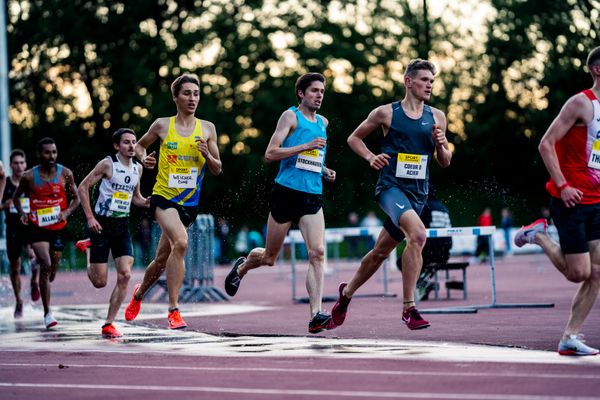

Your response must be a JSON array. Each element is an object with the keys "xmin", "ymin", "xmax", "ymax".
[
  {"xmin": 274, "ymin": 107, "xmax": 327, "ymax": 194},
  {"xmin": 375, "ymin": 102, "xmax": 435, "ymax": 203}
]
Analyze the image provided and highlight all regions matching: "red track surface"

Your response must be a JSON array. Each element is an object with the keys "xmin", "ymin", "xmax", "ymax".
[{"xmin": 1, "ymin": 253, "xmax": 599, "ymax": 399}]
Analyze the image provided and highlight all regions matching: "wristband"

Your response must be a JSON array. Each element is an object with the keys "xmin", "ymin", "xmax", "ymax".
[{"xmin": 558, "ymin": 182, "xmax": 569, "ymax": 192}]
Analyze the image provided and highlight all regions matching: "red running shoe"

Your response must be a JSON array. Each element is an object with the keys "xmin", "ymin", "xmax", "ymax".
[
  {"xmin": 31, "ymin": 282, "xmax": 40, "ymax": 302},
  {"xmin": 75, "ymin": 238, "xmax": 91, "ymax": 253},
  {"xmin": 168, "ymin": 309, "xmax": 187, "ymax": 329},
  {"xmin": 402, "ymin": 306, "xmax": 430, "ymax": 330},
  {"xmin": 124, "ymin": 283, "xmax": 142, "ymax": 321},
  {"xmin": 101, "ymin": 323, "xmax": 123, "ymax": 338},
  {"xmin": 331, "ymin": 282, "xmax": 351, "ymax": 326}
]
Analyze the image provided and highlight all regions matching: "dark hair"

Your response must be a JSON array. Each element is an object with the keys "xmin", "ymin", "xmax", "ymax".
[
  {"xmin": 9, "ymin": 149, "xmax": 25, "ymax": 163},
  {"xmin": 404, "ymin": 59, "xmax": 437, "ymax": 78},
  {"xmin": 295, "ymin": 73, "xmax": 325, "ymax": 102},
  {"xmin": 37, "ymin": 137, "xmax": 56, "ymax": 153},
  {"xmin": 171, "ymin": 73, "xmax": 200, "ymax": 97},
  {"xmin": 112, "ymin": 128, "xmax": 136, "ymax": 145},
  {"xmin": 586, "ymin": 46, "xmax": 600, "ymax": 70}
]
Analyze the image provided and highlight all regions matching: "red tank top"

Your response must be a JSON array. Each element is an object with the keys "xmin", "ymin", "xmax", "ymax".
[
  {"xmin": 29, "ymin": 165, "xmax": 68, "ymax": 230},
  {"xmin": 546, "ymin": 90, "xmax": 600, "ymax": 204}
]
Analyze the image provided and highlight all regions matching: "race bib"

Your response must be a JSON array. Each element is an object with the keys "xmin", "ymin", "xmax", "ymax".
[
  {"xmin": 109, "ymin": 192, "xmax": 132, "ymax": 213},
  {"xmin": 396, "ymin": 153, "xmax": 428, "ymax": 179},
  {"xmin": 9, "ymin": 197, "xmax": 30, "ymax": 214},
  {"xmin": 168, "ymin": 166, "xmax": 198, "ymax": 188},
  {"xmin": 296, "ymin": 149, "xmax": 324, "ymax": 173},
  {"xmin": 588, "ymin": 140, "xmax": 600, "ymax": 170},
  {"xmin": 37, "ymin": 206, "xmax": 61, "ymax": 227}
]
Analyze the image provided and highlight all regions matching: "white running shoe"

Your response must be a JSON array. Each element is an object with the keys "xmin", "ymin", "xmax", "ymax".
[
  {"xmin": 44, "ymin": 313, "xmax": 58, "ymax": 329},
  {"xmin": 558, "ymin": 334, "xmax": 599, "ymax": 356},
  {"xmin": 514, "ymin": 218, "xmax": 548, "ymax": 247}
]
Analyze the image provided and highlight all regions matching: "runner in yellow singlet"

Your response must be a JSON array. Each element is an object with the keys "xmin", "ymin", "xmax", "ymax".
[
  {"xmin": 124, "ymin": 74, "xmax": 222, "ymax": 329},
  {"xmin": 153, "ymin": 116, "xmax": 206, "ymax": 207}
]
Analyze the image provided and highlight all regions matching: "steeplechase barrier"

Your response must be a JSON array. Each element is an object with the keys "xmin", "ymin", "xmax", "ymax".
[{"xmin": 285, "ymin": 225, "xmax": 554, "ymax": 313}]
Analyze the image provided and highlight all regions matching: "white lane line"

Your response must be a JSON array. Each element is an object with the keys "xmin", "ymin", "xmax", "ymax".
[
  {"xmin": 0, "ymin": 303, "xmax": 272, "ymax": 323},
  {"xmin": 0, "ymin": 382, "xmax": 598, "ymax": 400},
  {"xmin": 0, "ymin": 363, "xmax": 598, "ymax": 380}
]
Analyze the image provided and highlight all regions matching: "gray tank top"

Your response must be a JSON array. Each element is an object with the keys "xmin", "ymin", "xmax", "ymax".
[{"xmin": 375, "ymin": 101, "xmax": 436, "ymax": 203}]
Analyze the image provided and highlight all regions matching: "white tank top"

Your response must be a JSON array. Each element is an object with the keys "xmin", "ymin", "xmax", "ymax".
[{"xmin": 94, "ymin": 154, "xmax": 140, "ymax": 217}]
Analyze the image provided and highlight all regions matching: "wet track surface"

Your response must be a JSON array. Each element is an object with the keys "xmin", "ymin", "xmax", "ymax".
[
  {"xmin": 1, "ymin": 255, "xmax": 600, "ymax": 399},
  {"xmin": 1, "ymin": 302, "xmax": 599, "ymax": 365}
]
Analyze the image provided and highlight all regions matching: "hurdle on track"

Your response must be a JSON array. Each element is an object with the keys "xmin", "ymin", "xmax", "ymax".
[
  {"xmin": 285, "ymin": 226, "xmax": 397, "ymax": 304},
  {"xmin": 285, "ymin": 225, "xmax": 554, "ymax": 313}
]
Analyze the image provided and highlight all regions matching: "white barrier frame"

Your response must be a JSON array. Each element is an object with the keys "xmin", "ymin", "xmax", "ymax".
[
  {"xmin": 285, "ymin": 225, "xmax": 554, "ymax": 313},
  {"xmin": 285, "ymin": 226, "xmax": 396, "ymax": 303},
  {"xmin": 421, "ymin": 225, "xmax": 554, "ymax": 313}
]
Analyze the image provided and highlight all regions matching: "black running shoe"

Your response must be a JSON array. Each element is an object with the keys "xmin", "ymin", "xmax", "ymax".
[
  {"xmin": 225, "ymin": 257, "xmax": 246, "ymax": 296},
  {"xmin": 308, "ymin": 311, "xmax": 334, "ymax": 334},
  {"xmin": 14, "ymin": 302, "xmax": 23, "ymax": 319}
]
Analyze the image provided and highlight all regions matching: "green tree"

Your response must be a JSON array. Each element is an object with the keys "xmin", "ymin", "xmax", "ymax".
[
  {"xmin": 454, "ymin": 0, "xmax": 600, "ymax": 224},
  {"xmin": 10, "ymin": 0, "xmax": 579, "ymax": 234}
]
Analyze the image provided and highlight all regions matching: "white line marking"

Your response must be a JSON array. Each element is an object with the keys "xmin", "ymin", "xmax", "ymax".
[
  {"xmin": 1, "ymin": 304, "xmax": 599, "ymax": 365},
  {"xmin": 0, "ymin": 363, "xmax": 598, "ymax": 380},
  {"xmin": 0, "ymin": 382, "xmax": 598, "ymax": 400}
]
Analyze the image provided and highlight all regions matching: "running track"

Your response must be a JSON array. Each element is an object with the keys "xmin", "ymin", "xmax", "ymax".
[{"xmin": 1, "ymin": 254, "xmax": 599, "ymax": 399}]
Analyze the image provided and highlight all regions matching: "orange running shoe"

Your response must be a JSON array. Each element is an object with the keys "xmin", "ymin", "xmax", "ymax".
[
  {"xmin": 124, "ymin": 283, "xmax": 142, "ymax": 321},
  {"xmin": 168, "ymin": 308, "xmax": 187, "ymax": 329},
  {"xmin": 75, "ymin": 238, "xmax": 91, "ymax": 253},
  {"xmin": 101, "ymin": 323, "xmax": 123, "ymax": 338}
]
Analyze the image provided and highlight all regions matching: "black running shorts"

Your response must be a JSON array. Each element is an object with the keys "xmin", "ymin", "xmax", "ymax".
[
  {"xmin": 150, "ymin": 195, "xmax": 198, "ymax": 228},
  {"xmin": 550, "ymin": 197, "xmax": 600, "ymax": 254},
  {"xmin": 89, "ymin": 215, "xmax": 133, "ymax": 264},
  {"xmin": 5, "ymin": 223, "xmax": 29, "ymax": 262},
  {"xmin": 269, "ymin": 183, "xmax": 323, "ymax": 224},
  {"xmin": 28, "ymin": 225, "xmax": 65, "ymax": 252}
]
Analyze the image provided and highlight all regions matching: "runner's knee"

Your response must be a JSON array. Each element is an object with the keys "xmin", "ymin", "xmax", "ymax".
[
  {"xmin": 91, "ymin": 277, "xmax": 107, "ymax": 288},
  {"xmin": 171, "ymin": 237, "xmax": 189, "ymax": 254},
  {"xmin": 308, "ymin": 245, "xmax": 325, "ymax": 264},
  {"xmin": 36, "ymin": 257, "xmax": 52, "ymax": 270},
  {"xmin": 117, "ymin": 270, "xmax": 131, "ymax": 285},
  {"xmin": 406, "ymin": 228, "xmax": 427, "ymax": 249},
  {"xmin": 565, "ymin": 264, "xmax": 591, "ymax": 283}
]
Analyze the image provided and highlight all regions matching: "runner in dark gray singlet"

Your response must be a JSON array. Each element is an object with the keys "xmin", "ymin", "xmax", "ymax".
[{"xmin": 331, "ymin": 59, "xmax": 452, "ymax": 331}]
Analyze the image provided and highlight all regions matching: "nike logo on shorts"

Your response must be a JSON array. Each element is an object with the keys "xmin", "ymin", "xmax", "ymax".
[{"xmin": 395, "ymin": 202, "xmax": 405, "ymax": 209}]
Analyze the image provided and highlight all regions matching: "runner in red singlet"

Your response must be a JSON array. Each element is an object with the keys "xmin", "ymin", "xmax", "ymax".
[
  {"xmin": 514, "ymin": 46, "xmax": 600, "ymax": 356},
  {"xmin": 13, "ymin": 137, "xmax": 80, "ymax": 329}
]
